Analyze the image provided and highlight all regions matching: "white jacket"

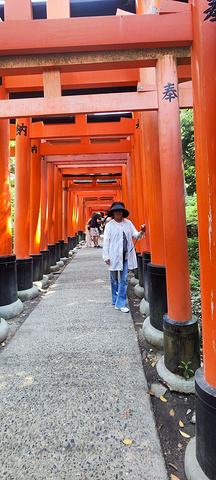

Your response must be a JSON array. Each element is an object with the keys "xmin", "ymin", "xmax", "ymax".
[{"xmin": 103, "ymin": 218, "xmax": 143, "ymax": 271}]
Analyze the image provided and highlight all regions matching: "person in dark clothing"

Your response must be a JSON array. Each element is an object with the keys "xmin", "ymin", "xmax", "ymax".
[{"xmin": 89, "ymin": 212, "xmax": 102, "ymax": 247}]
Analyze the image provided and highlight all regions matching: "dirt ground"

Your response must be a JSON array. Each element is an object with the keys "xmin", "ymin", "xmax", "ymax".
[
  {"xmin": 127, "ymin": 278, "xmax": 196, "ymax": 480},
  {"xmin": 0, "ymin": 259, "xmax": 196, "ymax": 480}
]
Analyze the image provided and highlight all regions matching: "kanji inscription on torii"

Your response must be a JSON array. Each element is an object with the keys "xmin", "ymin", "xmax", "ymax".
[
  {"xmin": 204, "ymin": 0, "xmax": 216, "ymax": 22},
  {"xmin": 16, "ymin": 123, "xmax": 27, "ymax": 136},
  {"xmin": 162, "ymin": 83, "xmax": 178, "ymax": 103},
  {"xmin": 31, "ymin": 145, "xmax": 38, "ymax": 154}
]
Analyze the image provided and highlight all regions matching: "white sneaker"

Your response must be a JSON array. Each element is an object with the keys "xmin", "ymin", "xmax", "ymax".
[{"xmin": 115, "ymin": 307, "xmax": 129, "ymax": 313}]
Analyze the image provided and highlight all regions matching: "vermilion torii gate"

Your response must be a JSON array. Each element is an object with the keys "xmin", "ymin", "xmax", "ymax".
[{"xmin": 0, "ymin": 0, "xmax": 215, "ymax": 478}]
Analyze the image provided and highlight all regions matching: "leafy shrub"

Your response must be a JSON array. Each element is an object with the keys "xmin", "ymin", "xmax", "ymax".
[
  {"xmin": 185, "ymin": 195, "xmax": 198, "ymax": 238},
  {"xmin": 185, "ymin": 195, "xmax": 200, "ymax": 289}
]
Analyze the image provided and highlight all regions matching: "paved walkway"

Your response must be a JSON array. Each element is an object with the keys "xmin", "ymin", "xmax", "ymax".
[{"xmin": 0, "ymin": 244, "xmax": 168, "ymax": 480}]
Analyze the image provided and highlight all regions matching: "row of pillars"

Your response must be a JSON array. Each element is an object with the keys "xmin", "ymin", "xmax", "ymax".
[
  {"xmin": 0, "ymin": 90, "xmax": 86, "ymax": 315},
  {"xmin": 131, "ymin": 1, "xmax": 216, "ymax": 479}
]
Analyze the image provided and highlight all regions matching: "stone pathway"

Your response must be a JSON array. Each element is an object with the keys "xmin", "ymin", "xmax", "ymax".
[{"xmin": 0, "ymin": 245, "xmax": 168, "ymax": 479}]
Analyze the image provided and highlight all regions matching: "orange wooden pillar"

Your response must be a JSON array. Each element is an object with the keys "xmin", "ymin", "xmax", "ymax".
[
  {"xmin": 136, "ymin": 0, "xmax": 167, "ymax": 338},
  {"xmin": 30, "ymin": 140, "xmax": 41, "ymax": 254},
  {"xmin": 68, "ymin": 182, "xmax": 73, "ymax": 237},
  {"xmin": 57, "ymin": 168, "xmax": 63, "ymax": 241},
  {"xmin": 77, "ymin": 196, "xmax": 84, "ymax": 236},
  {"xmin": 191, "ymin": 0, "xmax": 216, "ymax": 392},
  {"xmin": 14, "ymin": 118, "xmax": 31, "ymax": 258},
  {"xmin": 47, "ymin": 162, "xmax": 55, "ymax": 245},
  {"xmin": 71, "ymin": 192, "xmax": 77, "ymax": 236},
  {"xmin": 124, "ymin": 154, "xmax": 134, "ymax": 223},
  {"xmin": 121, "ymin": 164, "xmax": 129, "ymax": 214},
  {"xmin": 46, "ymin": 0, "xmax": 70, "ymax": 19},
  {"xmin": 140, "ymin": 109, "xmax": 168, "ymax": 338},
  {"xmin": 40, "ymin": 156, "xmax": 48, "ymax": 251},
  {"xmin": 133, "ymin": 112, "xmax": 148, "ymax": 252},
  {"xmin": 40, "ymin": 155, "xmax": 51, "ymax": 274},
  {"xmin": 130, "ymin": 135, "xmax": 140, "ymax": 233},
  {"xmin": 141, "ymin": 111, "xmax": 165, "ymax": 267},
  {"xmin": 4, "ymin": 0, "xmax": 32, "ymax": 21},
  {"xmin": 156, "ymin": 55, "xmax": 200, "ymax": 374},
  {"xmin": 135, "ymin": 0, "xmax": 161, "ymax": 14},
  {"xmin": 54, "ymin": 166, "xmax": 62, "ymax": 242},
  {"xmin": 184, "ymin": 2, "xmax": 216, "ymax": 479},
  {"xmin": 0, "ymin": 81, "xmax": 12, "ymax": 255},
  {"xmin": 63, "ymin": 179, "xmax": 68, "ymax": 242},
  {"xmin": 0, "ymin": 81, "xmax": 22, "ymax": 318},
  {"xmin": 14, "ymin": 117, "xmax": 36, "ymax": 298}
]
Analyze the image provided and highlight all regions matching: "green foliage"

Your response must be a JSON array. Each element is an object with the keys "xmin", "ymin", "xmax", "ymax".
[
  {"xmin": 185, "ymin": 195, "xmax": 200, "ymax": 290},
  {"xmin": 178, "ymin": 361, "xmax": 194, "ymax": 380},
  {"xmin": 188, "ymin": 237, "xmax": 200, "ymax": 288},
  {"xmin": 185, "ymin": 194, "xmax": 198, "ymax": 238},
  {"xmin": 185, "ymin": 195, "xmax": 198, "ymax": 224},
  {"xmin": 180, "ymin": 109, "xmax": 196, "ymax": 196}
]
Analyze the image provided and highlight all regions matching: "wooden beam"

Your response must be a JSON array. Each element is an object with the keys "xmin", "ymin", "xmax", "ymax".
[
  {"xmin": 68, "ymin": 184, "xmax": 121, "ymax": 192},
  {"xmin": 0, "ymin": 13, "xmax": 192, "ymax": 56},
  {"xmin": 5, "ymin": 69, "xmax": 140, "ymax": 92},
  {"xmin": 47, "ymin": 153, "xmax": 127, "ymax": 162},
  {"xmin": 10, "ymin": 118, "xmax": 134, "ymax": 141},
  {"xmin": 29, "ymin": 118, "xmax": 134, "ymax": 140},
  {"xmin": 40, "ymin": 140, "xmax": 131, "ymax": 156},
  {"xmin": 0, "ymin": 48, "xmax": 191, "ymax": 77},
  {"xmin": 62, "ymin": 166, "xmax": 122, "ymax": 175},
  {"xmin": 68, "ymin": 187, "xmax": 120, "ymax": 194},
  {"xmin": 0, "ymin": 91, "xmax": 158, "ymax": 119}
]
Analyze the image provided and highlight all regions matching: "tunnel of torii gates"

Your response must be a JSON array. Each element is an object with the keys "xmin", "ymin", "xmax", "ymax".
[{"xmin": 0, "ymin": 0, "xmax": 215, "ymax": 477}]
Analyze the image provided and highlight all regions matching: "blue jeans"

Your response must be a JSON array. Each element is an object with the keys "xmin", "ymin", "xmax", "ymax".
[{"xmin": 110, "ymin": 260, "xmax": 128, "ymax": 308}]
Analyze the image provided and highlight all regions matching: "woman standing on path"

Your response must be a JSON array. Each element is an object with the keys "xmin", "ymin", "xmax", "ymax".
[{"xmin": 103, "ymin": 201, "xmax": 145, "ymax": 313}]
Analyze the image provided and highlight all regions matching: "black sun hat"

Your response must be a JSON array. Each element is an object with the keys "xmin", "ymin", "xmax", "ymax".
[{"xmin": 108, "ymin": 201, "xmax": 129, "ymax": 218}]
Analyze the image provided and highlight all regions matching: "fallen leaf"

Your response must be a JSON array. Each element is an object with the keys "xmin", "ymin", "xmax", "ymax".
[
  {"xmin": 1, "ymin": 342, "xmax": 5, "ymax": 347},
  {"xmin": 171, "ymin": 475, "xmax": 180, "ymax": 480},
  {"xmin": 168, "ymin": 463, "xmax": 178, "ymax": 471},
  {"xmin": 160, "ymin": 395, "xmax": 167, "ymax": 402},
  {"xmin": 158, "ymin": 424, "xmax": 163, "ymax": 430},
  {"xmin": 126, "ymin": 412, "xmax": 130, "ymax": 418},
  {"xmin": 151, "ymin": 362, "xmax": 156, "ymax": 367},
  {"xmin": 122, "ymin": 439, "xmax": 133, "ymax": 445},
  {"xmin": 170, "ymin": 409, "xmax": 175, "ymax": 417},
  {"xmin": 121, "ymin": 360, "xmax": 126, "ymax": 365},
  {"xmin": 130, "ymin": 325, "xmax": 134, "ymax": 328},
  {"xmin": 178, "ymin": 443, "xmax": 183, "ymax": 448},
  {"xmin": 147, "ymin": 390, "xmax": 155, "ymax": 396},
  {"xmin": 179, "ymin": 430, "xmax": 190, "ymax": 438},
  {"xmin": 179, "ymin": 420, "xmax": 184, "ymax": 427},
  {"xmin": 186, "ymin": 409, "xmax": 192, "ymax": 415}
]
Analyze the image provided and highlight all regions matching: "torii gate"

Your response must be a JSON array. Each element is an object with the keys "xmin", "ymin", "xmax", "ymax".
[{"xmin": 0, "ymin": 1, "xmax": 215, "ymax": 478}]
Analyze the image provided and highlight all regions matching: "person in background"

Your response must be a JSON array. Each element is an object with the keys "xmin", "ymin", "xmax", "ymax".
[
  {"xmin": 103, "ymin": 209, "xmax": 111, "ymax": 230},
  {"xmin": 86, "ymin": 215, "xmax": 93, "ymax": 248},
  {"xmin": 89, "ymin": 212, "xmax": 102, "ymax": 248},
  {"xmin": 103, "ymin": 201, "xmax": 146, "ymax": 313}
]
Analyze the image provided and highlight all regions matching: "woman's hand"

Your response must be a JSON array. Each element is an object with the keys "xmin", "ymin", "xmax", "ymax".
[
  {"xmin": 141, "ymin": 224, "xmax": 146, "ymax": 234},
  {"xmin": 105, "ymin": 259, "xmax": 110, "ymax": 265}
]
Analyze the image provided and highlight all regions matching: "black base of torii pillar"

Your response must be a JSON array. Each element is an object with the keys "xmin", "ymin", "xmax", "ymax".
[{"xmin": 0, "ymin": 254, "xmax": 23, "ymax": 319}]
